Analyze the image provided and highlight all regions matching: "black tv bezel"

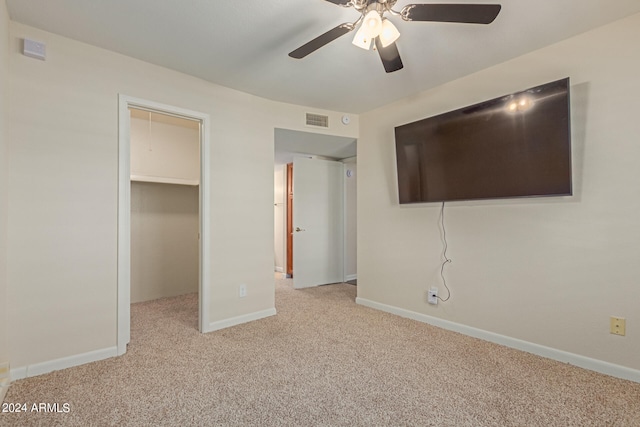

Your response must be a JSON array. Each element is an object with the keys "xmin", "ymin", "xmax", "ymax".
[{"xmin": 394, "ymin": 78, "xmax": 573, "ymax": 204}]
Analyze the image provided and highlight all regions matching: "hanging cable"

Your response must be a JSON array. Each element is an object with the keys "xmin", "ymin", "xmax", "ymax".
[{"xmin": 438, "ymin": 201, "xmax": 452, "ymax": 302}]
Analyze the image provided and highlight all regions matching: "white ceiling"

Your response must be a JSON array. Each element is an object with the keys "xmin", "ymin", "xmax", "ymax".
[{"xmin": 7, "ymin": 1, "xmax": 640, "ymax": 114}]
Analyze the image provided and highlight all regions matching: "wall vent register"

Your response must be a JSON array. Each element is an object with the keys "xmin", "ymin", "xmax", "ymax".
[{"xmin": 306, "ymin": 113, "xmax": 329, "ymax": 128}]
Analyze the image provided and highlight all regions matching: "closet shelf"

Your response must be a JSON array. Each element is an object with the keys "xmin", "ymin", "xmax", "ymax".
[{"xmin": 131, "ymin": 174, "xmax": 199, "ymax": 186}]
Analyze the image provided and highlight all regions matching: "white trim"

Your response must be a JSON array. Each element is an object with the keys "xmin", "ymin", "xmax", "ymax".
[
  {"xmin": 117, "ymin": 97, "xmax": 131, "ymax": 355},
  {"xmin": 0, "ymin": 379, "xmax": 8, "ymax": 403},
  {"xmin": 130, "ymin": 174, "xmax": 199, "ymax": 186},
  {"xmin": 343, "ymin": 163, "xmax": 348, "ymax": 283},
  {"xmin": 8, "ymin": 367, "xmax": 26, "ymax": 381},
  {"xmin": 118, "ymin": 95, "xmax": 211, "ymax": 354},
  {"xmin": 199, "ymin": 112, "xmax": 212, "ymax": 334},
  {"xmin": 205, "ymin": 308, "xmax": 277, "ymax": 333},
  {"xmin": 356, "ymin": 297, "xmax": 640, "ymax": 384},
  {"xmin": 9, "ymin": 347, "xmax": 118, "ymax": 381},
  {"xmin": 283, "ymin": 164, "xmax": 289, "ymax": 277},
  {"xmin": 274, "ymin": 266, "xmax": 284, "ymax": 273},
  {"xmin": 345, "ymin": 274, "xmax": 357, "ymax": 282}
]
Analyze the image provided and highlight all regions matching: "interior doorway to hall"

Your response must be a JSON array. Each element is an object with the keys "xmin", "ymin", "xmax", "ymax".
[
  {"xmin": 118, "ymin": 95, "xmax": 211, "ymax": 355},
  {"xmin": 274, "ymin": 128, "xmax": 358, "ymax": 289}
]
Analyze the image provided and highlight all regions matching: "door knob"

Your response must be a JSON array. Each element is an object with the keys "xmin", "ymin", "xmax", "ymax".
[{"xmin": 295, "ymin": 227, "xmax": 306, "ymax": 232}]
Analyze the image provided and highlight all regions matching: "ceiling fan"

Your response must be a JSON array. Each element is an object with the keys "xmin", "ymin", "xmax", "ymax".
[{"xmin": 289, "ymin": 1, "xmax": 501, "ymax": 73}]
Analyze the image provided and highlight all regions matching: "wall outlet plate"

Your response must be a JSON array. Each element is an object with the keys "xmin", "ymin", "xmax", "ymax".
[
  {"xmin": 610, "ymin": 316, "xmax": 626, "ymax": 336},
  {"xmin": 428, "ymin": 288, "xmax": 438, "ymax": 305},
  {"xmin": 239, "ymin": 284, "xmax": 247, "ymax": 298}
]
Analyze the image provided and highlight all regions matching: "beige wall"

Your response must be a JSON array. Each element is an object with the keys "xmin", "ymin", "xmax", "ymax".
[
  {"xmin": 0, "ymin": 0, "xmax": 9, "ymax": 365},
  {"xmin": 7, "ymin": 21, "xmax": 358, "ymax": 370},
  {"xmin": 358, "ymin": 13, "xmax": 640, "ymax": 373},
  {"xmin": 130, "ymin": 110, "xmax": 200, "ymax": 184},
  {"xmin": 131, "ymin": 182, "xmax": 199, "ymax": 303}
]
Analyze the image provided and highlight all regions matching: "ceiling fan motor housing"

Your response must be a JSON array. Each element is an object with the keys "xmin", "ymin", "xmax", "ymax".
[{"xmin": 354, "ymin": 0, "xmax": 397, "ymax": 13}]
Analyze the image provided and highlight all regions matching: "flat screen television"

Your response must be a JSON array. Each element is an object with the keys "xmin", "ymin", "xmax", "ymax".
[{"xmin": 394, "ymin": 78, "xmax": 572, "ymax": 204}]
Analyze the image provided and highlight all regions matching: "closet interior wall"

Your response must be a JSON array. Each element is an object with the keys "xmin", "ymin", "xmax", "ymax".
[{"xmin": 129, "ymin": 108, "xmax": 200, "ymax": 303}]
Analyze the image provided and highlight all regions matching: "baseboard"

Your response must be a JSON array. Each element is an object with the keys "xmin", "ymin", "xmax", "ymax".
[
  {"xmin": 0, "ymin": 379, "xmax": 8, "ymax": 403},
  {"xmin": 10, "ymin": 346, "xmax": 118, "ymax": 381},
  {"xmin": 205, "ymin": 308, "xmax": 277, "ymax": 333},
  {"xmin": 356, "ymin": 297, "xmax": 640, "ymax": 384},
  {"xmin": 0, "ymin": 361, "xmax": 9, "ymax": 403},
  {"xmin": 274, "ymin": 267, "xmax": 284, "ymax": 273},
  {"xmin": 345, "ymin": 274, "xmax": 357, "ymax": 282}
]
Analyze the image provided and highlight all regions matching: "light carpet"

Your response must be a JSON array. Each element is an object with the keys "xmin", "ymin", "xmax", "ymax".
[{"xmin": 2, "ymin": 277, "xmax": 639, "ymax": 426}]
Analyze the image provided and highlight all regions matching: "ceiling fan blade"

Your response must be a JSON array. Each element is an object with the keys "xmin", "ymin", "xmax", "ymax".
[
  {"xmin": 323, "ymin": 0, "xmax": 352, "ymax": 5},
  {"xmin": 402, "ymin": 4, "xmax": 501, "ymax": 24},
  {"xmin": 374, "ymin": 37, "xmax": 404, "ymax": 73},
  {"xmin": 289, "ymin": 23, "xmax": 355, "ymax": 59}
]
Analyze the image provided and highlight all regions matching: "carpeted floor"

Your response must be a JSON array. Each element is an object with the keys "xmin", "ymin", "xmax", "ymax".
[{"xmin": 2, "ymin": 277, "xmax": 640, "ymax": 426}]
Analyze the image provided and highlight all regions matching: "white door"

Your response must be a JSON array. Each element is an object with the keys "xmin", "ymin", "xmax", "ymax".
[{"xmin": 293, "ymin": 157, "xmax": 344, "ymax": 289}]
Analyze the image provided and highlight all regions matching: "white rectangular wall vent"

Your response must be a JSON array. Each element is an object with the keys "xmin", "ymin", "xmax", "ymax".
[
  {"xmin": 306, "ymin": 113, "xmax": 329, "ymax": 128},
  {"xmin": 23, "ymin": 38, "xmax": 46, "ymax": 60}
]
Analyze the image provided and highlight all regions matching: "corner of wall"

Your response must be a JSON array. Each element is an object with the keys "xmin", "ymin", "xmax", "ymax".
[
  {"xmin": 0, "ymin": 0, "xmax": 11, "ymax": 400},
  {"xmin": 0, "ymin": 380, "xmax": 8, "ymax": 404},
  {"xmin": 0, "ymin": 361, "xmax": 8, "ymax": 403}
]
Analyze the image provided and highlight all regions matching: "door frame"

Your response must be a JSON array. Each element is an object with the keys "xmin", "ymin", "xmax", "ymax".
[
  {"xmin": 117, "ymin": 95, "xmax": 211, "ymax": 355},
  {"xmin": 286, "ymin": 163, "xmax": 293, "ymax": 277}
]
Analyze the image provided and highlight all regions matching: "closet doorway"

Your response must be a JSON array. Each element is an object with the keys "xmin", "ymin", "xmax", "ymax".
[
  {"xmin": 118, "ymin": 96, "xmax": 211, "ymax": 355},
  {"xmin": 130, "ymin": 108, "xmax": 199, "ymax": 303}
]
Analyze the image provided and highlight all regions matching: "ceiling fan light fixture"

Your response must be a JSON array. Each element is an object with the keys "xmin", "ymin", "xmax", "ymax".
[
  {"xmin": 352, "ymin": 25, "xmax": 373, "ymax": 50},
  {"xmin": 362, "ymin": 10, "xmax": 382, "ymax": 38},
  {"xmin": 379, "ymin": 19, "xmax": 400, "ymax": 47}
]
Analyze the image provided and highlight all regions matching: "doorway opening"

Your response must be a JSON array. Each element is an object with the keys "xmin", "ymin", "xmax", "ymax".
[
  {"xmin": 274, "ymin": 128, "xmax": 357, "ymax": 289},
  {"xmin": 118, "ymin": 96, "xmax": 211, "ymax": 355}
]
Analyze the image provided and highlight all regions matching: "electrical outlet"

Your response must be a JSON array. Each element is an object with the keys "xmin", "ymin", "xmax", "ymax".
[
  {"xmin": 239, "ymin": 284, "xmax": 247, "ymax": 298},
  {"xmin": 610, "ymin": 316, "xmax": 626, "ymax": 336},
  {"xmin": 428, "ymin": 288, "xmax": 438, "ymax": 305}
]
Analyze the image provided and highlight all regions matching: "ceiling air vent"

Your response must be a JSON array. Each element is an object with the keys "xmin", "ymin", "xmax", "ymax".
[{"xmin": 306, "ymin": 113, "xmax": 329, "ymax": 128}]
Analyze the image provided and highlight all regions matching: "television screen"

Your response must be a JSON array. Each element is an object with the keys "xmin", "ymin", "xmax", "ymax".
[{"xmin": 394, "ymin": 78, "xmax": 572, "ymax": 204}]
